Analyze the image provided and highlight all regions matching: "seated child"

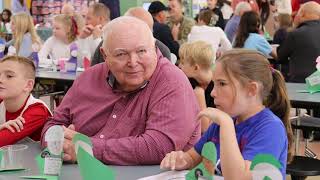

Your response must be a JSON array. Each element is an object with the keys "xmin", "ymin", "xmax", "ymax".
[
  {"xmin": 39, "ymin": 14, "xmax": 84, "ymax": 64},
  {"xmin": 0, "ymin": 56, "xmax": 51, "ymax": 147},
  {"xmin": 7, "ymin": 13, "xmax": 41, "ymax": 57},
  {"xmin": 161, "ymin": 49, "xmax": 293, "ymax": 180},
  {"xmin": 179, "ymin": 41, "xmax": 216, "ymax": 133}
]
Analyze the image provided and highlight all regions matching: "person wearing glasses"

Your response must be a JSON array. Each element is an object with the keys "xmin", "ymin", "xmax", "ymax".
[{"xmin": 41, "ymin": 16, "xmax": 201, "ymax": 165}]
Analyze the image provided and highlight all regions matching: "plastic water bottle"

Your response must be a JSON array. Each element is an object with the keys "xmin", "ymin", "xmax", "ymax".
[{"xmin": 0, "ymin": 38, "xmax": 5, "ymax": 59}]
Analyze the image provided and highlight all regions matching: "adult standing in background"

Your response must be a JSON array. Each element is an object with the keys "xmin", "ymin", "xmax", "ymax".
[
  {"xmin": 167, "ymin": 0, "xmax": 195, "ymax": 45},
  {"xmin": 99, "ymin": 0, "xmax": 120, "ymax": 20},
  {"xmin": 148, "ymin": 1, "xmax": 180, "ymax": 58},
  {"xmin": 224, "ymin": 2, "xmax": 251, "ymax": 42},
  {"xmin": 11, "ymin": 0, "xmax": 30, "ymax": 15}
]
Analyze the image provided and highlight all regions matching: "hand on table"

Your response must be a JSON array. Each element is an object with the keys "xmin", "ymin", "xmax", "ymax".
[
  {"xmin": 0, "ymin": 116, "xmax": 25, "ymax": 133},
  {"xmin": 62, "ymin": 124, "xmax": 78, "ymax": 163},
  {"xmin": 160, "ymin": 151, "xmax": 192, "ymax": 171}
]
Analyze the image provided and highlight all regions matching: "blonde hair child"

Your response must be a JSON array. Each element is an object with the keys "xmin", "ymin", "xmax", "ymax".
[
  {"xmin": 10, "ymin": 12, "xmax": 41, "ymax": 57},
  {"xmin": 179, "ymin": 41, "xmax": 215, "ymax": 133},
  {"xmin": 39, "ymin": 14, "xmax": 84, "ymax": 63}
]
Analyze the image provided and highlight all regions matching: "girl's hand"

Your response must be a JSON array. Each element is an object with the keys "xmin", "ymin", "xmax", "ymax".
[
  {"xmin": 160, "ymin": 151, "xmax": 192, "ymax": 171},
  {"xmin": 197, "ymin": 108, "xmax": 230, "ymax": 125},
  {"xmin": 0, "ymin": 116, "xmax": 25, "ymax": 133}
]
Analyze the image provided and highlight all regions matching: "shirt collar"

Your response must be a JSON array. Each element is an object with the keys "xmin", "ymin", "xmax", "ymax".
[{"xmin": 106, "ymin": 71, "xmax": 149, "ymax": 93}]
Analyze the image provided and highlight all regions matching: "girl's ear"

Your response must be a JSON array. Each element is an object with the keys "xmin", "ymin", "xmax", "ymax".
[
  {"xmin": 194, "ymin": 64, "xmax": 200, "ymax": 71},
  {"xmin": 247, "ymin": 81, "xmax": 259, "ymax": 97}
]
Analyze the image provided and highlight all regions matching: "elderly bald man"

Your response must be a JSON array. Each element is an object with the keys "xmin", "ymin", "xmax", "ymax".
[
  {"xmin": 277, "ymin": 1, "xmax": 320, "ymax": 83},
  {"xmin": 91, "ymin": 7, "xmax": 172, "ymax": 66},
  {"xmin": 41, "ymin": 16, "xmax": 201, "ymax": 165}
]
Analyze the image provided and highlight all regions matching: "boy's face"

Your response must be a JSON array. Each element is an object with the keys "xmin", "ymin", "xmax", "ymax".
[{"xmin": 0, "ymin": 61, "xmax": 34, "ymax": 100}]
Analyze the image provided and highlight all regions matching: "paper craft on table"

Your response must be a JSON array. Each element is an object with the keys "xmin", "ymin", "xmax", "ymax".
[{"xmin": 73, "ymin": 133, "xmax": 115, "ymax": 180}]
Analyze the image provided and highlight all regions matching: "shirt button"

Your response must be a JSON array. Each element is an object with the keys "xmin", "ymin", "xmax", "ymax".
[
  {"xmin": 112, "ymin": 114, "xmax": 117, "ymax": 119},
  {"xmin": 100, "ymin": 134, "xmax": 104, "ymax": 139}
]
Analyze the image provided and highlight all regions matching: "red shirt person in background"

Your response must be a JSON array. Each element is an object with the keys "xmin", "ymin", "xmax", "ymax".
[{"xmin": 0, "ymin": 56, "xmax": 51, "ymax": 147}]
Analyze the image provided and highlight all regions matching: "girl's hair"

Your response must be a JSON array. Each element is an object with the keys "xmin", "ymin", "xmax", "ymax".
[
  {"xmin": 11, "ymin": 13, "xmax": 41, "ymax": 54},
  {"xmin": 198, "ymin": 9, "xmax": 213, "ymax": 25},
  {"xmin": 256, "ymin": 0, "xmax": 270, "ymax": 27},
  {"xmin": 1, "ymin": 9, "xmax": 12, "ymax": 23},
  {"xmin": 217, "ymin": 49, "xmax": 293, "ymax": 162},
  {"xmin": 234, "ymin": 11, "xmax": 260, "ymax": 48},
  {"xmin": 278, "ymin": 13, "xmax": 292, "ymax": 29},
  {"xmin": 179, "ymin": 41, "xmax": 215, "ymax": 70},
  {"xmin": 53, "ymin": 14, "xmax": 84, "ymax": 43}
]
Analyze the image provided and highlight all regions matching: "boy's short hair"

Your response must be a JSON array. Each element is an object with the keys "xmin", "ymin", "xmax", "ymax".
[
  {"xmin": 0, "ymin": 56, "xmax": 36, "ymax": 80},
  {"xmin": 179, "ymin": 41, "xmax": 215, "ymax": 70},
  {"xmin": 89, "ymin": 3, "xmax": 110, "ymax": 21}
]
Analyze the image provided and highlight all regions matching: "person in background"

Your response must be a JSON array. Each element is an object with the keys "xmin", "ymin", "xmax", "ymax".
[
  {"xmin": 38, "ymin": 14, "xmax": 83, "ymax": 63},
  {"xmin": 41, "ymin": 16, "xmax": 201, "ymax": 165},
  {"xmin": 224, "ymin": 2, "xmax": 252, "ymax": 42},
  {"xmin": 277, "ymin": 1, "xmax": 320, "ymax": 83},
  {"xmin": 91, "ymin": 7, "xmax": 172, "ymax": 66},
  {"xmin": 0, "ymin": 56, "xmax": 51, "ymax": 147},
  {"xmin": 148, "ymin": 1, "xmax": 180, "ymax": 58},
  {"xmin": 218, "ymin": 0, "xmax": 233, "ymax": 22},
  {"xmin": 167, "ymin": 0, "xmax": 195, "ymax": 45},
  {"xmin": 206, "ymin": 0, "xmax": 225, "ymax": 29},
  {"xmin": 1, "ymin": 9, "xmax": 12, "ymax": 33},
  {"xmin": 233, "ymin": 11, "xmax": 277, "ymax": 58},
  {"xmin": 273, "ymin": 13, "xmax": 292, "ymax": 45},
  {"xmin": 78, "ymin": 3, "xmax": 110, "ymax": 59},
  {"xmin": 179, "ymin": 41, "xmax": 215, "ymax": 133},
  {"xmin": 61, "ymin": 3, "xmax": 75, "ymax": 16},
  {"xmin": 161, "ymin": 49, "xmax": 293, "ymax": 180},
  {"xmin": 11, "ymin": 0, "xmax": 30, "ymax": 15},
  {"xmin": 7, "ymin": 13, "xmax": 41, "ymax": 58},
  {"xmin": 99, "ymin": 0, "xmax": 120, "ymax": 20},
  {"xmin": 232, "ymin": 0, "xmax": 259, "ymax": 13},
  {"xmin": 188, "ymin": 9, "xmax": 232, "ymax": 56}
]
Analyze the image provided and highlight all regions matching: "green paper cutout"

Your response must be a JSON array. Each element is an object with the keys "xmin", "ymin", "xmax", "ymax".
[
  {"xmin": 77, "ymin": 147, "xmax": 115, "ymax": 180},
  {"xmin": 186, "ymin": 142, "xmax": 217, "ymax": 180},
  {"xmin": 306, "ymin": 70, "xmax": 320, "ymax": 94},
  {"xmin": 250, "ymin": 154, "xmax": 282, "ymax": 170},
  {"xmin": 201, "ymin": 142, "xmax": 217, "ymax": 163},
  {"xmin": 36, "ymin": 148, "xmax": 50, "ymax": 174},
  {"xmin": 72, "ymin": 134, "xmax": 92, "ymax": 147},
  {"xmin": 20, "ymin": 175, "xmax": 58, "ymax": 180}
]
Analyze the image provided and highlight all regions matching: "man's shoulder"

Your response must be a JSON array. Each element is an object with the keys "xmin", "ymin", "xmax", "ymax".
[
  {"xmin": 76, "ymin": 63, "xmax": 106, "ymax": 82},
  {"xmin": 154, "ymin": 58, "xmax": 187, "ymax": 85}
]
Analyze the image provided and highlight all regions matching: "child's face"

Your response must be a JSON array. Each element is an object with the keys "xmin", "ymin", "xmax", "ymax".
[
  {"xmin": 179, "ymin": 60, "xmax": 196, "ymax": 78},
  {"xmin": 207, "ymin": 0, "xmax": 217, "ymax": 9},
  {"xmin": 0, "ymin": 61, "xmax": 33, "ymax": 100},
  {"xmin": 52, "ymin": 21, "xmax": 67, "ymax": 41},
  {"xmin": 211, "ymin": 62, "xmax": 249, "ymax": 117},
  {"xmin": 2, "ymin": 12, "xmax": 9, "ymax": 21}
]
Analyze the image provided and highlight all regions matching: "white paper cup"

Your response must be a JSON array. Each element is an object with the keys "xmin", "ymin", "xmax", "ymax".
[{"xmin": 0, "ymin": 144, "xmax": 28, "ymax": 170}]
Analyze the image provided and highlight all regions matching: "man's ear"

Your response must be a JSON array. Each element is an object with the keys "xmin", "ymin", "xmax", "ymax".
[
  {"xmin": 100, "ymin": 47, "xmax": 107, "ymax": 62},
  {"xmin": 24, "ymin": 79, "xmax": 35, "ymax": 93}
]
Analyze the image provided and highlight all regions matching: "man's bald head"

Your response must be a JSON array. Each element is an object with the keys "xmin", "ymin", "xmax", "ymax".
[
  {"xmin": 124, "ymin": 7, "xmax": 154, "ymax": 30},
  {"xmin": 102, "ymin": 16, "xmax": 154, "ymax": 51},
  {"xmin": 297, "ymin": 2, "xmax": 320, "ymax": 24}
]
